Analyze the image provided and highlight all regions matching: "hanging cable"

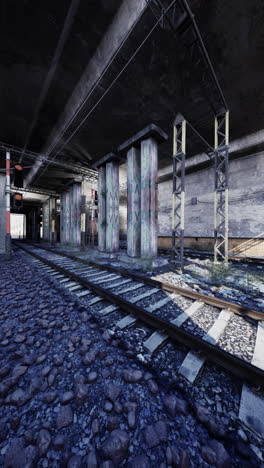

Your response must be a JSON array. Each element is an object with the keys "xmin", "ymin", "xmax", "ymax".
[
  {"xmin": 26, "ymin": 3, "xmax": 148, "ymax": 187},
  {"xmin": 20, "ymin": 0, "xmax": 81, "ymax": 163},
  {"xmin": 31, "ymin": 0, "xmax": 178, "ymax": 187}
]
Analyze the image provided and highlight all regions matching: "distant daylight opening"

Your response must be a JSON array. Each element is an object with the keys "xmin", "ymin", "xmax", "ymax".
[{"xmin": 11, "ymin": 213, "xmax": 26, "ymax": 239}]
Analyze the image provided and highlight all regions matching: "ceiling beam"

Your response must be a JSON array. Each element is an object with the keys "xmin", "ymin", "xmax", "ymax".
[{"xmin": 24, "ymin": 0, "xmax": 147, "ymax": 188}]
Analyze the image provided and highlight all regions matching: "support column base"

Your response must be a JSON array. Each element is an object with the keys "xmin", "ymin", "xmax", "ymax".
[{"xmin": 5, "ymin": 234, "xmax": 11, "ymax": 257}]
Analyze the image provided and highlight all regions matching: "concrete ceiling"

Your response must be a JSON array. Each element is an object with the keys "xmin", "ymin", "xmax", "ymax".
[{"xmin": 1, "ymin": 0, "xmax": 264, "ymax": 192}]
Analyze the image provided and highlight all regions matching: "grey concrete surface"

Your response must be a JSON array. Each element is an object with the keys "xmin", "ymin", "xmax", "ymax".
[{"xmin": 158, "ymin": 151, "xmax": 264, "ymax": 238}]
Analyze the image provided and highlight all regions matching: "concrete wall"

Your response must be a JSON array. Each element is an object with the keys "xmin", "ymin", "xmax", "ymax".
[
  {"xmin": 118, "ymin": 150, "xmax": 264, "ymax": 256},
  {"xmin": 158, "ymin": 152, "xmax": 264, "ymax": 239},
  {"xmin": 0, "ymin": 174, "xmax": 5, "ymax": 253}
]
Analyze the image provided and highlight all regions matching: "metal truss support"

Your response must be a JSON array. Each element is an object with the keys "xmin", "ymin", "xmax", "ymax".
[
  {"xmin": 172, "ymin": 114, "xmax": 186, "ymax": 270},
  {"xmin": 214, "ymin": 110, "xmax": 229, "ymax": 263}
]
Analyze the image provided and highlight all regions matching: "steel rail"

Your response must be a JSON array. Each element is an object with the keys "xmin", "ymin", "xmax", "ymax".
[
  {"xmin": 20, "ymin": 241, "xmax": 263, "ymax": 322},
  {"xmin": 16, "ymin": 242, "xmax": 264, "ymax": 386}
]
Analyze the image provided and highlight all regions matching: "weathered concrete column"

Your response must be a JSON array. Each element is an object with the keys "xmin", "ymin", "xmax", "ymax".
[
  {"xmin": 140, "ymin": 137, "xmax": 158, "ymax": 258},
  {"xmin": 106, "ymin": 159, "xmax": 119, "ymax": 252},
  {"xmin": 50, "ymin": 197, "xmax": 57, "ymax": 245},
  {"xmin": 119, "ymin": 124, "xmax": 168, "ymax": 259},
  {"xmin": 97, "ymin": 166, "xmax": 106, "ymax": 251},
  {"xmin": 117, "ymin": 143, "xmax": 141, "ymax": 257},
  {"xmin": 80, "ymin": 180, "xmax": 86, "ymax": 250},
  {"xmin": 93, "ymin": 153, "xmax": 121, "ymax": 253},
  {"xmin": 126, "ymin": 147, "xmax": 141, "ymax": 256}
]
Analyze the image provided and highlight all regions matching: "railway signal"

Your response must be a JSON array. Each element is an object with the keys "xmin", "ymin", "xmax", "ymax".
[
  {"xmin": 13, "ymin": 192, "xmax": 23, "ymax": 209},
  {"xmin": 13, "ymin": 164, "xmax": 24, "ymax": 188}
]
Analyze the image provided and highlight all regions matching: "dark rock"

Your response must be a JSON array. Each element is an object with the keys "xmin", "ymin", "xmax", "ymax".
[
  {"xmin": 105, "ymin": 357, "xmax": 114, "ymax": 367},
  {"xmin": 0, "ymin": 365, "xmax": 10, "ymax": 378},
  {"xmin": 164, "ymin": 395, "xmax": 188, "ymax": 417},
  {"xmin": 122, "ymin": 369, "xmax": 143, "ymax": 383},
  {"xmin": 4, "ymin": 438, "xmax": 39, "ymax": 468},
  {"xmin": 60, "ymin": 391, "xmax": 75, "ymax": 404},
  {"xmin": 56, "ymin": 405, "xmax": 73, "ymax": 429},
  {"xmin": 53, "ymin": 434, "xmax": 65, "ymax": 450},
  {"xmin": 166, "ymin": 446, "xmax": 180, "ymax": 466},
  {"xmin": 104, "ymin": 400, "xmax": 113, "ymax": 413},
  {"xmin": 106, "ymin": 416, "xmax": 120, "ymax": 431},
  {"xmin": 235, "ymin": 441, "xmax": 253, "ymax": 459},
  {"xmin": 43, "ymin": 391, "xmax": 57, "ymax": 403},
  {"xmin": 102, "ymin": 330, "xmax": 113, "ymax": 342},
  {"xmin": 87, "ymin": 371, "xmax": 98, "ymax": 383},
  {"xmin": 147, "ymin": 379, "xmax": 159, "ymax": 395},
  {"xmin": 67, "ymin": 455, "xmax": 82, "ymax": 468},
  {"xmin": 101, "ymin": 430, "xmax": 129, "ymax": 465},
  {"xmin": 129, "ymin": 455, "xmax": 150, "ymax": 468},
  {"xmin": 207, "ymin": 440, "xmax": 231, "ymax": 468},
  {"xmin": 85, "ymin": 450, "xmax": 98, "ymax": 468},
  {"xmin": 101, "ymin": 462, "xmax": 114, "ymax": 468},
  {"xmin": 42, "ymin": 366, "xmax": 51, "ymax": 377},
  {"xmin": 10, "ymin": 415, "xmax": 21, "ymax": 431},
  {"xmin": 0, "ymin": 422, "xmax": 8, "ymax": 442},
  {"xmin": 24, "ymin": 430, "xmax": 34, "ymax": 444},
  {"xmin": 29, "ymin": 376, "xmax": 43, "ymax": 394},
  {"xmin": 92, "ymin": 419, "xmax": 100, "ymax": 434},
  {"xmin": 106, "ymin": 383, "xmax": 121, "ymax": 402},
  {"xmin": 5, "ymin": 388, "xmax": 31, "ymax": 407},
  {"xmin": 47, "ymin": 371, "xmax": 57, "ymax": 387},
  {"xmin": 145, "ymin": 424, "xmax": 159, "ymax": 449},
  {"xmin": 179, "ymin": 450, "xmax": 189, "ymax": 468},
  {"xmin": 114, "ymin": 401, "xmax": 122, "ymax": 414},
  {"xmin": 37, "ymin": 429, "xmax": 51, "ymax": 456},
  {"xmin": 195, "ymin": 405, "xmax": 210, "ymax": 424},
  {"xmin": 74, "ymin": 373, "xmax": 86, "ymax": 384},
  {"xmin": 102, "ymin": 369, "xmax": 111, "ymax": 379},
  {"xmin": 128, "ymin": 411, "xmax": 136, "ymax": 430},
  {"xmin": 75, "ymin": 383, "xmax": 88, "ymax": 404},
  {"xmin": 13, "ymin": 334, "xmax": 26, "ymax": 343},
  {"xmin": 11, "ymin": 365, "xmax": 28, "ymax": 379},
  {"xmin": 36, "ymin": 354, "xmax": 47, "ymax": 364},
  {"xmin": 53, "ymin": 355, "xmax": 64, "ymax": 366},
  {"xmin": 23, "ymin": 353, "xmax": 36, "ymax": 366},
  {"xmin": 83, "ymin": 348, "xmax": 98, "ymax": 365},
  {"xmin": 208, "ymin": 420, "xmax": 227, "ymax": 439},
  {"xmin": 145, "ymin": 421, "xmax": 167, "ymax": 449},
  {"xmin": 123, "ymin": 401, "xmax": 137, "ymax": 413},
  {"xmin": 201, "ymin": 446, "xmax": 217, "ymax": 465}
]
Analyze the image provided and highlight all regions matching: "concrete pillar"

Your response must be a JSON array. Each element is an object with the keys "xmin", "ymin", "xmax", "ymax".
[
  {"xmin": 60, "ymin": 183, "xmax": 81, "ymax": 247},
  {"xmin": 98, "ymin": 166, "xmax": 106, "ymax": 251},
  {"xmin": 106, "ymin": 160, "xmax": 119, "ymax": 252},
  {"xmin": 118, "ymin": 124, "xmax": 168, "ymax": 260},
  {"xmin": 50, "ymin": 197, "xmax": 57, "ymax": 245},
  {"xmin": 93, "ymin": 153, "xmax": 121, "ymax": 253},
  {"xmin": 81, "ymin": 180, "xmax": 86, "ymax": 250},
  {"xmin": 140, "ymin": 137, "xmax": 158, "ymax": 258},
  {"xmin": 127, "ymin": 147, "xmax": 141, "ymax": 257}
]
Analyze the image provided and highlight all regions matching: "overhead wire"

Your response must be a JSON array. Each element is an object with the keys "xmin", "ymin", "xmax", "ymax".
[
  {"xmin": 31, "ymin": 0, "xmax": 178, "ymax": 187},
  {"xmin": 28, "ymin": 2, "xmax": 149, "ymax": 186},
  {"xmin": 20, "ymin": 0, "xmax": 81, "ymax": 163}
]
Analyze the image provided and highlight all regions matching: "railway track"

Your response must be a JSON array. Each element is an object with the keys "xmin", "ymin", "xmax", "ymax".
[{"xmin": 15, "ymin": 241, "xmax": 264, "ymax": 439}]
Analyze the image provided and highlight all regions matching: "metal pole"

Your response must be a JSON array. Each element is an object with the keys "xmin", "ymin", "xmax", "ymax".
[
  {"xmin": 213, "ymin": 110, "xmax": 229, "ymax": 263},
  {"xmin": 172, "ymin": 114, "xmax": 186, "ymax": 270},
  {"xmin": 90, "ymin": 188, "xmax": 96, "ymax": 247},
  {"xmin": 5, "ymin": 151, "xmax": 11, "ymax": 257}
]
